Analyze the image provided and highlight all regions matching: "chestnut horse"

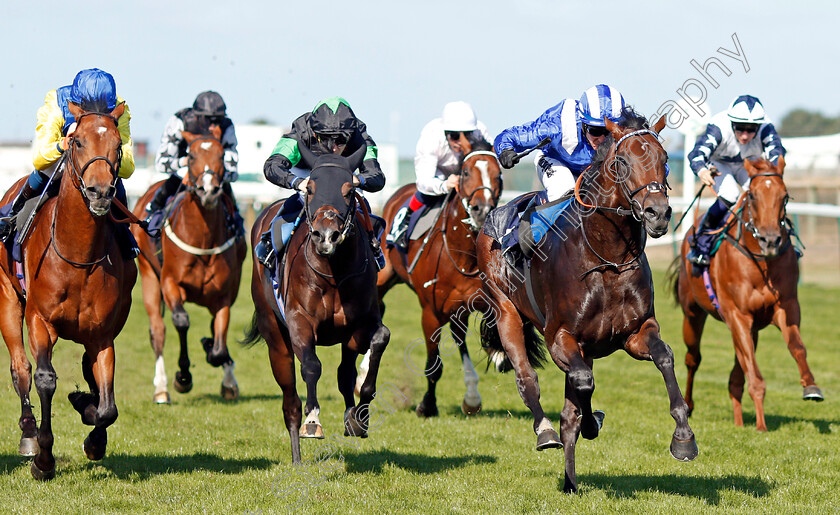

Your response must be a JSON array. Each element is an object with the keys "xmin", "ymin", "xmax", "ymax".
[
  {"xmin": 477, "ymin": 112, "xmax": 697, "ymax": 493},
  {"xmin": 132, "ymin": 126, "xmax": 246, "ymax": 403},
  {"xmin": 673, "ymin": 156, "xmax": 822, "ymax": 431},
  {"xmin": 371, "ymin": 138, "xmax": 502, "ymax": 417},
  {"xmin": 0, "ymin": 102, "xmax": 137, "ymax": 479},
  {"xmin": 243, "ymin": 143, "xmax": 390, "ymax": 462}
]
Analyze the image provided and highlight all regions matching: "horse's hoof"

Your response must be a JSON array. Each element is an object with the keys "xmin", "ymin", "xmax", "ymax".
[
  {"xmin": 84, "ymin": 432, "xmax": 107, "ymax": 461},
  {"xmin": 536, "ymin": 429, "xmax": 562, "ymax": 451},
  {"xmin": 173, "ymin": 372, "xmax": 193, "ymax": 394},
  {"xmin": 299, "ymin": 423, "xmax": 324, "ymax": 439},
  {"xmin": 415, "ymin": 403, "xmax": 438, "ymax": 418},
  {"xmin": 30, "ymin": 461, "xmax": 55, "ymax": 481},
  {"xmin": 577, "ymin": 409, "xmax": 606, "ymax": 440},
  {"xmin": 803, "ymin": 385, "xmax": 824, "ymax": 401},
  {"xmin": 344, "ymin": 408, "xmax": 368, "ymax": 438},
  {"xmin": 153, "ymin": 391, "xmax": 171, "ymax": 404},
  {"xmin": 669, "ymin": 436, "xmax": 699, "ymax": 462},
  {"xmin": 461, "ymin": 400, "xmax": 482, "ymax": 416},
  {"xmin": 19, "ymin": 437, "xmax": 39, "ymax": 457},
  {"xmin": 221, "ymin": 384, "xmax": 239, "ymax": 401}
]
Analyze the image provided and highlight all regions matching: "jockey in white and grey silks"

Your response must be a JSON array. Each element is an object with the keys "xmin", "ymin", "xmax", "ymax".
[{"xmin": 686, "ymin": 94, "xmax": 786, "ymax": 266}]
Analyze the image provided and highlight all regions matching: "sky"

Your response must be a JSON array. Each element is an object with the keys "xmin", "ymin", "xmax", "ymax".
[{"xmin": 2, "ymin": 0, "xmax": 839, "ymax": 157}]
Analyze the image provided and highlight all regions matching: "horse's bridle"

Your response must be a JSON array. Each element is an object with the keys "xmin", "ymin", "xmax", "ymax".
[
  {"xmin": 66, "ymin": 112, "xmax": 122, "ymax": 203},
  {"xmin": 183, "ymin": 135, "xmax": 225, "ymax": 192},
  {"xmin": 457, "ymin": 150, "xmax": 502, "ymax": 230},
  {"xmin": 302, "ymin": 170, "xmax": 357, "ymax": 246},
  {"xmin": 725, "ymin": 171, "xmax": 792, "ymax": 260}
]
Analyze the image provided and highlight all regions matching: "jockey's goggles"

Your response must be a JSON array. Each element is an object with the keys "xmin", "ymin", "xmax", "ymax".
[
  {"xmin": 445, "ymin": 130, "xmax": 462, "ymax": 141},
  {"xmin": 584, "ymin": 125, "xmax": 610, "ymax": 137},
  {"xmin": 732, "ymin": 123, "xmax": 759, "ymax": 134},
  {"xmin": 316, "ymin": 132, "xmax": 349, "ymax": 146}
]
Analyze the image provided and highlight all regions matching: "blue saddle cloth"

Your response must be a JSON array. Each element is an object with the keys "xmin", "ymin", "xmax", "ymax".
[{"xmin": 483, "ymin": 191, "xmax": 574, "ymax": 256}]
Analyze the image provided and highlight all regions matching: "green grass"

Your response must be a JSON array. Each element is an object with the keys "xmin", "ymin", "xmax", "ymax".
[{"xmin": 0, "ymin": 259, "xmax": 839, "ymax": 514}]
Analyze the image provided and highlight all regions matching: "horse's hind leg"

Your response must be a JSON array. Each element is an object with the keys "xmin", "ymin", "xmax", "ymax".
[
  {"xmin": 346, "ymin": 323, "xmax": 391, "ymax": 437},
  {"xmin": 452, "ymin": 311, "xmax": 482, "ymax": 416},
  {"xmin": 207, "ymin": 308, "xmax": 238, "ymax": 400},
  {"xmin": 139, "ymin": 258, "xmax": 169, "ymax": 403},
  {"xmin": 682, "ymin": 306, "xmax": 707, "ymax": 417},
  {"xmin": 0, "ymin": 291, "xmax": 37, "ymax": 456},
  {"xmin": 775, "ymin": 301, "xmax": 822, "ymax": 401},
  {"xmin": 265, "ymin": 326, "xmax": 302, "ymax": 462},
  {"xmin": 624, "ymin": 319, "xmax": 698, "ymax": 461}
]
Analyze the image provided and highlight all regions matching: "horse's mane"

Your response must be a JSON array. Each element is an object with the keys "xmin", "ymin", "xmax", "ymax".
[
  {"xmin": 468, "ymin": 137, "xmax": 494, "ymax": 153},
  {"xmin": 588, "ymin": 106, "xmax": 650, "ymax": 173}
]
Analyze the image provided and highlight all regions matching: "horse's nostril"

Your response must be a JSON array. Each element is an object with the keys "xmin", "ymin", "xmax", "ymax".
[
  {"xmin": 329, "ymin": 232, "xmax": 340, "ymax": 243},
  {"xmin": 664, "ymin": 206, "xmax": 672, "ymax": 221},
  {"xmin": 312, "ymin": 231, "xmax": 322, "ymax": 241}
]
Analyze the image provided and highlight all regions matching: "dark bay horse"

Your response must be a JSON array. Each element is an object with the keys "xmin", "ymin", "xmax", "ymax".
[
  {"xmin": 0, "ymin": 102, "xmax": 137, "ymax": 479},
  {"xmin": 132, "ymin": 126, "xmax": 246, "ymax": 403},
  {"xmin": 371, "ymin": 138, "xmax": 502, "ymax": 416},
  {"xmin": 477, "ymin": 112, "xmax": 697, "ymax": 493},
  {"xmin": 243, "ymin": 143, "xmax": 390, "ymax": 462},
  {"xmin": 673, "ymin": 156, "xmax": 822, "ymax": 431}
]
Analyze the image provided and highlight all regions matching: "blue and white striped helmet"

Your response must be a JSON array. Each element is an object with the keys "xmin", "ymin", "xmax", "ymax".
[
  {"xmin": 727, "ymin": 95, "xmax": 766, "ymax": 124},
  {"xmin": 578, "ymin": 84, "xmax": 626, "ymax": 127}
]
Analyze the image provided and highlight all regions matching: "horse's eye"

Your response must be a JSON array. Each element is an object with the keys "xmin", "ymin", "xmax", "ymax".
[{"xmin": 74, "ymin": 139, "xmax": 83, "ymax": 149}]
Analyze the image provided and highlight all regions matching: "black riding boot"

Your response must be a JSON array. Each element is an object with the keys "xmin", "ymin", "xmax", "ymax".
[
  {"xmin": 146, "ymin": 174, "xmax": 182, "ymax": 215},
  {"xmin": 222, "ymin": 181, "xmax": 244, "ymax": 236},
  {"xmin": 687, "ymin": 198, "xmax": 730, "ymax": 267},
  {"xmin": 0, "ymin": 182, "xmax": 40, "ymax": 242},
  {"xmin": 254, "ymin": 231, "xmax": 276, "ymax": 272}
]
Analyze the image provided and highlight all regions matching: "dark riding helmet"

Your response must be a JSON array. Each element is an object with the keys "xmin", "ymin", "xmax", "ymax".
[
  {"xmin": 193, "ymin": 91, "xmax": 227, "ymax": 117},
  {"xmin": 309, "ymin": 96, "xmax": 356, "ymax": 138}
]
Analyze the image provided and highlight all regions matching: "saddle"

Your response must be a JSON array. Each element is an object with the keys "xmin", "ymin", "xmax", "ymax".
[{"xmin": 385, "ymin": 194, "xmax": 445, "ymax": 252}]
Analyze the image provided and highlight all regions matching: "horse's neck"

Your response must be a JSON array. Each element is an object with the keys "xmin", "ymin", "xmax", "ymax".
[
  {"xmin": 578, "ymin": 177, "xmax": 644, "ymax": 255},
  {"xmin": 52, "ymin": 179, "xmax": 109, "ymax": 259}
]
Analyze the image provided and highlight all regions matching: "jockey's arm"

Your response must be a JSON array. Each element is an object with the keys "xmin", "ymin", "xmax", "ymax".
[
  {"xmin": 32, "ymin": 90, "xmax": 66, "ymax": 171},
  {"xmin": 687, "ymin": 123, "xmax": 722, "ymax": 180},
  {"xmin": 155, "ymin": 114, "xmax": 186, "ymax": 176},
  {"xmin": 221, "ymin": 123, "xmax": 239, "ymax": 180},
  {"xmin": 759, "ymin": 123, "xmax": 785, "ymax": 164},
  {"xmin": 116, "ymin": 98, "xmax": 135, "ymax": 179}
]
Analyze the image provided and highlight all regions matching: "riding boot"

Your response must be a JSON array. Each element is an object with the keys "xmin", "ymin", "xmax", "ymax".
[
  {"xmin": 387, "ymin": 206, "xmax": 413, "ymax": 251},
  {"xmin": 254, "ymin": 231, "xmax": 276, "ymax": 272},
  {"xmin": 0, "ymin": 182, "xmax": 40, "ymax": 242},
  {"xmin": 370, "ymin": 231, "xmax": 386, "ymax": 270},
  {"xmin": 146, "ymin": 174, "xmax": 182, "ymax": 215},
  {"xmin": 687, "ymin": 198, "xmax": 730, "ymax": 267},
  {"xmin": 222, "ymin": 181, "xmax": 245, "ymax": 236}
]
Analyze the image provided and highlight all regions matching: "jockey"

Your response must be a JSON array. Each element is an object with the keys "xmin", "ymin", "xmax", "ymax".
[
  {"xmin": 0, "ymin": 68, "xmax": 139, "ymax": 259},
  {"xmin": 386, "ymin": 101, "xmax": 492, "ymax": 251},
  {"xmin": 255, "ymin": 96, "xmax": 387, "ymax": 271},
  {"xmin": 495, "ymin": 84, "xmax": 626, "ymax": 201},
  {"xmin": 686, "ymin": 94, "xmax": 786, "ymax": 266},
  {"xmin": 146, "ymin": 91, "xmax": 242, "ymax": 233}
]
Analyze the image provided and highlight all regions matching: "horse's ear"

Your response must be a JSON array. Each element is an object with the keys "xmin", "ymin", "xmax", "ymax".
[
  {"xmin": 653, "ymin": 114, "xmax": 666, "ymax": 134},
  {"xmin": 744, "ymin": 158, "xmax": 757, "ymax": 175},
  {"xmin": 298, "ymin": 139, "xmax": 318, "ymax": 169},
  {"xmin": 347, "ymin": 144, "xmax": 367, "ymax": 172},
  {"xmin": 110, "ymin": 101, "xmax": 125, "ymax": 120},
  {"xmin": 182, "ymin": 131, "xmax": 198, "ymax": 144},
  {"xmin": 605, "ymin": 117, "xmax": 622, "ymax": 139},
  {"xmin": 776, "ymin": 155, "xmax": 786, "ymax": 175},
  {"xmin": 68, "ymin": 101, "xmax": 84, "ymax": 120},
  {"xmin": 210, "ymin": 124, "xmax": 222, "ymax": 140}
]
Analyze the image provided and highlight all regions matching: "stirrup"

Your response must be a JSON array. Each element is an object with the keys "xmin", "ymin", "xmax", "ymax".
[{"xmin": 687, "ymin": 248, "xmax": 710, "ymax": 267}]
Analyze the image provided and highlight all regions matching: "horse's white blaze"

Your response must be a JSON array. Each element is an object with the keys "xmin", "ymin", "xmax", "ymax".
[
  {"xmin": 476, "ymin": 160, "xmax": 492, "ymax": 202},
  {"xmin": 200, "ymin": 141, "xmax": 213, "ymax": 150},
  {"xmin": 202, "ymin": 170, "xmax": 214, "ymax": 190},
  {"xmin": 97, "ymin": 126, "xmax": 108, "ymax": 135},
  {"xmin": 153, "ymin": 355, "xmax": 168, "ymax": 393},
  {"xmin": 303, "ymin": 407, "xmax": 321, "ymax": 426},
  {"xmin": 462, "ymin": 354, "xmax": 481, "ymax": 407},
  {"xmin": 222, "ymin": 360, "xmax": 237, "ymax": 389},
  {"xmin": 765, "ymin": 179, "xmax": 772, "ymax": 188}
]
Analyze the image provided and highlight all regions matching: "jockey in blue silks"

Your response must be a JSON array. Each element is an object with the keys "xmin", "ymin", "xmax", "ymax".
[
  {"xmin": 494, "ymin": 84, "xmax": 627, "ymax": 244},
  {"xmin": 686, "ymin": 94, "xmax": 786, "ymax": 266}
]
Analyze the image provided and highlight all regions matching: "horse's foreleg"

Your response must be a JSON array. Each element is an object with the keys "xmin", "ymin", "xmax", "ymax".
[
  {"xmin": 774, "ymin": 302, "xmax": 822, "ymax": 401},
  {"xmin": 727, "ymin": 313, "xmax": 766, "ymax": 431},
  {"xmin": 452, "ymin": 311, "xmax": 481, "ymax": 416},
  {"xmin": 291, "ymin": 323, "xmax": 324, "ymax": 439},
  {"xmin": 346, "ymin": 323, "xmax": 390, "ymax": 438},
  {"xmin": 139, "ymin": 259, "xmax": 169, "ymax": 403},
  {"xmin": 0, "ymin": 291, "xmax": 37, "ymax": 456},
  {"xmin": 624, "ymin": 319, "xmax": 698, "ymax": 461},
  {"xmin": 560, "ymin": 387, "xmax": 581, "ymax": 493},
  {"xmin": 27, "ymin": 316, "xmax": 57, "ymax": 480},
  {"xmin": 163, "ymin": 280, "xmax": 192, "ymax": 394},
  {"xmin": 416, "ymin": 308, "xmax": 445, "ymax": 418},
  {"xmin": 337, "ymin": 344, "xmax": 358, "ymax": 410},
  {"xmin": 682, "ymin": 307, "xmax": 707, "ymax": 417},
  {"xmin": 547, "ymin": 331, "xmax": 600, "ymax": 440},
  {"xmin": 72, "ymin": 343, "xmax": 118, "ymax": 462}
]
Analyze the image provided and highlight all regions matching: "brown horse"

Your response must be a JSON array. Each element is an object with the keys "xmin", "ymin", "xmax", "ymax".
[
  {"xmin": 243, "ymin": 143, "xmax": 390, "ymax": 462},
  {"xmin": 0, "ymin": 102, "xmax": 137, "ymax": 479},
  {"xmin": 477, "ymin": 112, "xmax": 697, "ymax": 493},
  {"xmin": 370, "ymin": 137, "xmax": 502, "ymax": 417},
  {"xmin": 673, "ymin": 156, "xmax": 822, "ymax": 431},
  {"xmin": 132, "ymin": 126, "xmax": 246, "ymax": 403}
]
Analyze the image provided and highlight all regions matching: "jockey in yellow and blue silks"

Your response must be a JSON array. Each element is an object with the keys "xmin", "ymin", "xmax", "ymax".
[{"xmin": 0, "ymin": 68, "xmax": 138, "ymax": 258}]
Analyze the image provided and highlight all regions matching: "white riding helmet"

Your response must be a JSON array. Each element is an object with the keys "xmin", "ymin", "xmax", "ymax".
[
  {"xmin": 727, "ymin": 95, "xmax": 767, "ymax": 124},
  {"xmin": 441, "ymin": 101, "xmax": 478, "ymax": 132}
]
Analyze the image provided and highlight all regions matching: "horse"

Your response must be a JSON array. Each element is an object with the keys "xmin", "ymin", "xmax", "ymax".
[
  {"xmin": 132, "ymin": 125, "xmax": 246, "ymax": 403},
  {"xmin": 476, "ymin": 111, "xmax": 698, "ymax": 493},
  {"xmin": 243, "ymin": 142, "xmax": 390, "ymax": 463},
  {"xmin": 672, "ymin": 156, "xmax": 822, "ymax": 431},
  {"xmin": 0, "ymin": 102, "xmax": 137, "ymax": 480},
  {"xmin": 371, "ymin": 137, "xmax": 502, "ymax": 417}
]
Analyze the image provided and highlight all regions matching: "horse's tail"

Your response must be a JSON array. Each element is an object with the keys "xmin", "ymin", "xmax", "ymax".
[
  {"xmin": 666, "ymin": 255, "xmax": 682, "ymax": 306},
  {"xmin": 479, "ymin": 313, "xmax": 547, "ymax": 373},
  {"xmin": 240, "ymin": 312, "xmax": 264, "ymax": 348}
]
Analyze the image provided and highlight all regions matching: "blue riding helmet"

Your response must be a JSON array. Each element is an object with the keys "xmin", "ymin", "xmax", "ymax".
[
  {"xmin": 70, "ymin": 68, "xmax": 117, "ymax": 112},
  {"xmin": 578, "ymin": 84, "xmax": 626, "ymax": 127}
]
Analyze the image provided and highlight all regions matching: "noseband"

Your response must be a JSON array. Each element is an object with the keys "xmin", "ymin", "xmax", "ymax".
[
  {"xmin": 184, "ymin": 136, "xmax": 225, "ymax": 191},
  {"xmin": 303, "ymin": 169, "xmax": 357, "ymax": 246},
  {"xmin": 610, "ymin": 129, "xmax": 669, "ymax": 221},
  {"xmin": 67, "ymin": 112, "xmax": 122, "ymax": 202},
  {"xmin": 726, "ymin": 171, "xmax": 792, "ymax": 260},
  {"xmin": 458, "ymin": 150, "xmax": 501, "ymax": 230}
]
